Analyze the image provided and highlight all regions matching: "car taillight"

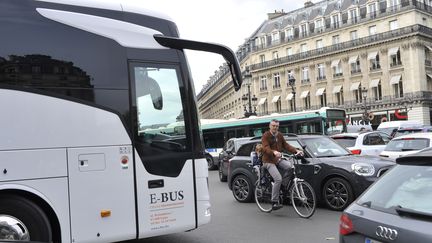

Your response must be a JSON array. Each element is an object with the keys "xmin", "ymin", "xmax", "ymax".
[
  {"xmin": 350, "ymin": 149, "xmax": 361, "ymax": 155},
  {"xmin": 339, "ymin": 214, "xmax": 354, "ymax": 235}
]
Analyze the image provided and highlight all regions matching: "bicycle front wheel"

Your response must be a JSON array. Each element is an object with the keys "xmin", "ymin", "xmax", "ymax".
[
  {"xmin": 290, "ymin": 181, "xmax": 316, "ymax": 218},
  {"xmin": 254, "ymin": 181, "xmax": 273, "ymax": 213}
]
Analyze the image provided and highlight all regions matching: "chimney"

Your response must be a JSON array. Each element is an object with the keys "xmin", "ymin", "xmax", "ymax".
[
  {"xmin": 304, "ymin": 0, "xmax": 314, "ymax": 7},
  {"xmin": 267, "ymin": 9, "xmax": 286, "ymax": 20}
]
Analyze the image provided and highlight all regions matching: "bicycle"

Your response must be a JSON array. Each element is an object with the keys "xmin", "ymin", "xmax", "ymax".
[{"xmin": 253, "ymin": 153, "xmax": 316, "ymax": 218}]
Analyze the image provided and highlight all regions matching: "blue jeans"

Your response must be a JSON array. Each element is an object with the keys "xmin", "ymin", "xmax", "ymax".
[{"xmin": 262, "ymin": 159, "xmax": 293, "ymax": 202}]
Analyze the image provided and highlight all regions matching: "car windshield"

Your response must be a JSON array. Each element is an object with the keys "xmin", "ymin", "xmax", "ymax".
[
  {"xmin": 384, "ymin": 138, "xmax": 430, "ymax": 152},
  {"xmin": 357, "ymin": 165, "xmax": 432, "ymax": 215},
  {"xmin": 331, "ymin": 136, "xmax": 356, "ymax": 148},
  {"xmin": 302, "ymin": 137, "xmax": 351, "ymax": 157}
]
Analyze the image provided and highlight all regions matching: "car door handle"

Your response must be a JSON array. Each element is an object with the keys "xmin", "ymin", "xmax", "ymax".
[{"xmin": 148, "ymin": 179, "xmax": 164, "ymax": 188}]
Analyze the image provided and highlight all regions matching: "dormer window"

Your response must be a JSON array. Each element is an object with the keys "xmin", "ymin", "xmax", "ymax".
[
  {"xmin": 331, "ymin": 14, "xmax": 340, "ymax": 28},
  {"xmin": 349, "ymin": 8, "xmax": 358, "ymax": 23},
  {"xmin": 271, "ymin": 31, "xmax": 280, "ymax": 44},
  {"xmin": 300, "ymin": 23, "xmax": 308, "ymax": 37},
  {"xmin": 285, "ymin": 28, "xmax": 294, "ymax": 40}
]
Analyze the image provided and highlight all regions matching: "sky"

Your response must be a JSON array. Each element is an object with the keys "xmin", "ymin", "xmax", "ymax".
[{"xmin": 143, "ymin": 0, "xmax": 304, "ymax": 94}]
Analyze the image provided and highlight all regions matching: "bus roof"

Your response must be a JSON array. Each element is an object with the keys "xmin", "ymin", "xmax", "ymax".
[{"xmin": 201, "ymin": 107, "xmax": 343, "ymax": 130}]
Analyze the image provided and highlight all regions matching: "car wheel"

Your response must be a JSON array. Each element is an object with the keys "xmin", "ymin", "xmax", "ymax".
[
  {"xmin": 232, "ymin": 175, "xmax": 253, "ymax": 203},
  {"xmin": 322, "ymin": 177, "xmax": 354, "ymax": 211},
  {"xmin": 219, "ymin": 162, "xmax": 227, "ymax": 182},
  {"xmin": 206, "ymin": 155, "xmax": 216, "ymax": 170}
]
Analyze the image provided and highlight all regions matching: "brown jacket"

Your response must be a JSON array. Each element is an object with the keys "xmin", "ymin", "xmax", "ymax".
[{"xmin": 261, "ymin": 131, "xmax": 297, "ymax": 164}]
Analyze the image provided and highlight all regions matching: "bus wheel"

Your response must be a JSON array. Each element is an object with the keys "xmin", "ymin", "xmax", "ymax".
[{"xmin": 0, "ymin": 195, "xmax": 52, "ymax": 242}]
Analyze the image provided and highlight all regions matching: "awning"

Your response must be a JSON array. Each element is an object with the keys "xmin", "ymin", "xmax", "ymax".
[
  {"xmin": 367, "ymin": 51, "xmax": 378, "ymax": 60},
  {"xmin": 388, "ymin": 47, "xmax": 400, "ymax": 56},
  {"xmin": 390, "ymin": 75, "xmax": 401, "ymax": 85},
  {"xmin": 370, "ymin": 79, "xmax": 381, "ymax": 88},
  {"xmin": 315, "ymin": 87, "xmax": 325, "ymax": 96},
  {"xmin": 257, "ymin": 97, "xmax": 267, "ymax": 105},
  {"xmin": 348, "ymin": 55, "xmax": 359, "ymax": 64},
  {"xmin": 350, "ymin": 82, "xmax": 361, "ymax": 91},
  {"xmin": 332, "ymin": 85, "xmax": 342, "ymax": 93},
  {"xmin": 426, "ymin": 45, "xmax": 432, "ymax": 52},
  {"xmin": 300, "ymin": 90, "xmax": 310, "ymax": 98},
  {"xmin": 331, "ymin": 59, "xmax": 340, "ymax": 67},
  {"xmin": 427, "ymin": 74, "xmax": 432, "ymax": 79},
  {"xmin": 286, "ymin": 93, "xmax": 294, "ymax": 100},
  {"xmin": 271, "ymin": 95, "xmax": 281, "ymax": 103}
]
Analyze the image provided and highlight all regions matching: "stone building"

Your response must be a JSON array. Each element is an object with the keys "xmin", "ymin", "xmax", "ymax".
[{"xmin": 197, "ymin": 0, "xmax": 432, "ymax": 127}]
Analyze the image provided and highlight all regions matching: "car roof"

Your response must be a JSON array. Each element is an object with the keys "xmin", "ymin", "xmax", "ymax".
[
  {"xmin": 392, "ymin": 132, "xmax": 432, "ymax": 139},
  {"xmin": 396, "ymin": 147, "xmax": 432, "ymax": 165}
]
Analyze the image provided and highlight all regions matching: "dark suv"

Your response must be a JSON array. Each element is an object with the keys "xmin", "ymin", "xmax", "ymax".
[
  {"xmin": 228, "ymin": 134, "xmax": 394, "ymax": 211},
  {"xmin": 218, "ymin": 137, "xmax": 253, "ymax": 182}
]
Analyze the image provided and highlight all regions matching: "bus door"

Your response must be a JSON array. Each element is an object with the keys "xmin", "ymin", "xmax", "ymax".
[{"xmin": 129, "ymin": 62, "xmax": 197, "ymax": 237}]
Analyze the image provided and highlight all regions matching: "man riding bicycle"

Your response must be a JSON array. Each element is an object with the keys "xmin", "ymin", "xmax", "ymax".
[{"xmin": 261, "ymin": 119, "xmax": 304, "ymax": 210}]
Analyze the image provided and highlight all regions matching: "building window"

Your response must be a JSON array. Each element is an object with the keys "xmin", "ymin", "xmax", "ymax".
[
  {"xmin": 368, "ymin": 3, "xmax": 377, "ymax": 18},
  {"xmin": 285, "ymin": 28, "xmax": 294, "ymax": 40},
  {"xmin": 389, "ymin": 0, "xmax": 399, "ymax": 11},
  {"xmin": 300, "ymin": 23, "xmax": 308, "ymax": 37},
  {"xmin": 276, "ymin": 99, "xmax": 282, "ymax": 112},
  {"xmin": 393, "ymin": 79, "xmax": 404, "ymax": 98},
  {"xmin": 373, "ymin": 81, "xmax": 382, "ymax": 101},
  {"xmin": 331, "ymin": 14, "xmax": 340, "ymax": 28},
  {"xmin": 332, "ymin": 35, "xmax": 340, "ymax": 45},
  {"xmin": 316, "ymin": 39, "xmax": 323, "ymax": 49},
  {"xmin": 315, "ymin": 19, "xmax": 324, "ymax": 32},
  {"xmin": 300, "ymin": 43, "xmax": 308, "ymax": 53},
  {"xmin": 370, "ymin": 53, "xmax": 381, "ymax": 70},
  {"xmin": 350, "ymin": 58, "xmax": 361, "ymax": 74},
  {"xmin": 354, "ymin": 85, "xmax": 362, "ymax": 104},
  {"xmin": 260, "ymin": 36, "xmax": 267, "ymax": 47},
  {"xmin": 273, "ymin": 51, "xmax": 279, "ymax": 60},
  {"xmin": 304, "ymin": 94, "xmax": 311, "ymax": 109},
  {"xmin": 273, "ymin": 73, "xmax": 281, "ymax": 89},
  {"xmin": 320, "ymin": 91, "xmax": 327, "ymax": 107},
  {"xmin": 260, "ymin": 75, "xmax": 267, "ymax": 91},
  {"xmin": 286, "ymin": 47, "xmax": 293, "ymax": 56},
  {"xmin": 302, "ymin": 66, "xmax": 310, "ymax": 83},
  {"xmin": 261, "ymin": 100, "xmax": 268, "ymax": 114},
  {"xmin": 272, "ymin": 31, "xmax": 280, "ymax": 44},
  {"xmin": 336, "ymin": 88, "xmax": 344, "ymax": 105},
  {"xmin": 369, "ymin": 25, "xmax": 377, "ymax": 35},
  {"xmin": 332, "ymin": 61, "xmax": 343, "ymax": 77},
  {"xmin": 390, "ymin": 49, "xmax": 402, "ymax": 67},
  {"xmin": 389, "ymin": 20, "xmax": 398, "ymax": 30},
  {"xmin": 349, "ymin": 8, "xmax": 358, "ymax": 23},
  {"xmin": 289, "ymin": 100, "xmax": 295, "ymax": 112},
  {"xmin": 317, "ymin": 63, "xmax": 326, "ymax": 80},
  {"xmin": 350, "ymin": 30, "xmax": 358, "ymax": 40},
  {"xmin": 260, "ymin": 54, "xmax": 265, "ymax": 63}
]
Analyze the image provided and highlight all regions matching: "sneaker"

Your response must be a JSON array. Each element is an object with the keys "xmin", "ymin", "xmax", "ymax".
[{"xmin": 272, "ymin": 202, "xmax": 283, "ymax": 210}]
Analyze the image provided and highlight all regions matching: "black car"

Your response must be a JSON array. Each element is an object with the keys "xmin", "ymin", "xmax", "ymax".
[
  {"xmin": 218, "ymin": 137, "xmax": 253, "ymax": 182},
  {"xmin": 228, "ymin": 134, "xmax": 395, "ymax": 211}
]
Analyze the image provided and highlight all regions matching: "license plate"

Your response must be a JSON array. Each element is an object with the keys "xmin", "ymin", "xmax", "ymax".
[
  {"xmin": 365, "ymin": 238, "xmax": 382, "ymax": 243},
  {"xmin": 206, "ymin": 148, "xmax": 216, "ymax": 152}
]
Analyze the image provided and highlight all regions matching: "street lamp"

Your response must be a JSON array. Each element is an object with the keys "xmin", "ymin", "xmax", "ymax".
[
  {"xmin": 361, "ymin": 87, "xmax": 369, "ymax": 123},
  {"xmin": 242, "ymin": 69, "xmax": 257, "ymax": 117},
  {"xmin": 288, "ymin": 72, "xmax": 296, "ymax": 112}
]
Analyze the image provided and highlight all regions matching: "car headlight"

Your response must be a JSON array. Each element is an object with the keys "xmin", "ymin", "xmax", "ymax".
[{"xmin": 351, "ymin": 163, "xmax": 375, "ymax": 176}]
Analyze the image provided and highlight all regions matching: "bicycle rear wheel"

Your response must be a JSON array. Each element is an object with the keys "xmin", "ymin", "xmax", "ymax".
[
  {"xmin": 290, "ymin": 181, "xmax": 316, "ymax": 218},
  {"xmin": 254, "ymin": 181, "xmax": 273, "ymax": 213}
]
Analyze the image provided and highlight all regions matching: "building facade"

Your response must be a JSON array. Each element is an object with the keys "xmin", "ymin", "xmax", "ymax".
[{"xmin": 197, "ymin": 0, "xmax": 432, "ymax": 127}]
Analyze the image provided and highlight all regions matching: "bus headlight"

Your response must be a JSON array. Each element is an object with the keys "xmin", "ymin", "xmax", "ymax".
[{"xmin": 351, "ymin": 163, "xmax": 375, "ymax": 176}]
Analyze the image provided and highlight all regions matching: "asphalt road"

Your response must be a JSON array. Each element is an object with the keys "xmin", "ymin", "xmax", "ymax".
[{"xmin": 126, "ymin": 170, "xmax": 342, "ymax": 243}]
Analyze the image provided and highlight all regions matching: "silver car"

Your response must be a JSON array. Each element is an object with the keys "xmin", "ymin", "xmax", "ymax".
[{"xmin": 340, "ymin": 148, "xmax": 432, "ymax": 242}]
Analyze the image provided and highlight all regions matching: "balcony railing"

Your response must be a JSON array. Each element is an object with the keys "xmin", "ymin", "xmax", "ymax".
[
  {"xmin": 390, "ymin": 61, "xmax": 403, "ymax": 68},
  {"xmin": 425, "ymin": 59, "xmax": 431, "ymax": 66},
  {"xmin": 317, "ymin": 75, "xmax": 326, "ymax": 81},
  {"xmin": 351, "ymin": 69, "xmax": 362, "ymax": 74},
  {"xmin": 370, "ymin": 64, "xmax": 381, "ymax": 71},
  {"xmin": 333, "ymin": 73, "xmax": 343, "ymax": 78}
]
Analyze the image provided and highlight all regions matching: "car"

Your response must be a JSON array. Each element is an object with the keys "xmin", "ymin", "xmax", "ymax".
[
  {"xmin": 376, "ymin": 120, "xmax": 423, "ymax": 138},
  {"xmin": 393, "ymin": 125, "xmax": 432, "ymax": 138},
  {"xmin": 218, "ymin": 137, "xmax": 253, "ymax": 182},
  {"xmin": 340, "ymin": 148, "xmax": 432, "ymax": 242},
  {"xmin": 227, "ymin": 134, "xmax": 394, "ymax": 211},
  {"xmin": 379, "ymin": 132, "xmax": 432, "ymax": 161},
  {"xmin": 331, "ymin": 131, "xmax": 391, "ymax": 156}
]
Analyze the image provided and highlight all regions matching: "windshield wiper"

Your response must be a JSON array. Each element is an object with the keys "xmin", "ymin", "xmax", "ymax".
[
  {"xmin": 401, "ymin": 148, "xmax": 417, "ymax": 151},
  {"xmin": 394, "ymin": 205, "xmax": 432, "ymax": 220}
]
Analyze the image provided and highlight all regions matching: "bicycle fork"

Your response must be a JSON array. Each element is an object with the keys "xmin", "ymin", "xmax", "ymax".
[{"xmin": 292, "ymin": 178, "xmax": 308, "ymax": 203}]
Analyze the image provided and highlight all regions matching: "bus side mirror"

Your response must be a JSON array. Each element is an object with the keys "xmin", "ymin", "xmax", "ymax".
[{"xmin": 148, "ymin": 79, "xmax": 163, "ymax": 110}]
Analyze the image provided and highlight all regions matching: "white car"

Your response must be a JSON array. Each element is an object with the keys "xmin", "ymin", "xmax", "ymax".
[
  {"xmin": 331, "ymin": 131, "xmax": 391, "ymax": 156},
  {"xmin": 380, "ymin": 132, "xmax": 432, "ymax": 160}
]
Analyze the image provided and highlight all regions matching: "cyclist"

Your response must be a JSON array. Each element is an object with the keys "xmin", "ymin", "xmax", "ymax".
[{"xmin": 261, "ymin": 119, "xmax": 303, "ymax": 210}]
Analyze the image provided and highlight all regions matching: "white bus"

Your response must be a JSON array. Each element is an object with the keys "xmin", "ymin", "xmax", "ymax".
[{"xmin": 0, "ymin": 0, "xmax": 242, "ymax": 242}]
